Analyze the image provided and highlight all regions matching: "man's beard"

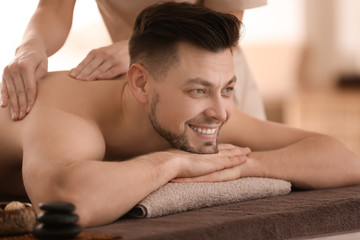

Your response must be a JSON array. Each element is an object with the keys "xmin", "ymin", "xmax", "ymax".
[{"xmin": 149, "ymin": 92, "xmax": 219, "ymax": 154}]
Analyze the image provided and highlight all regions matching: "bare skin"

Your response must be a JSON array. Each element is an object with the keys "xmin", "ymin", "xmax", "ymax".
[
  {"xmin": 0, "ymin": 0, "xmax": 245, "ymax": 121},
  {"xmin": 0, "ymin": 43, "xmax": 359, "ymax": 227}
]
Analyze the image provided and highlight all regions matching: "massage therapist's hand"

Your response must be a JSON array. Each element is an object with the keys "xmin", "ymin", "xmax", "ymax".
[
  {"xmin": 1, "ymin": 40, "xmax": 48, "ymax": 121},
  {"xmin": 172, "ymin": 144, "xmax": 251, "ymax": 182},
  {"xmin": 70, "ymin": 40, "xmax": 129, "ymax": 81}
]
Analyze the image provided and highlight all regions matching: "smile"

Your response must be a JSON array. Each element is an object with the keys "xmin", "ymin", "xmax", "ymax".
[{"xmin": 189, "ymin": 124, "xmax": 216, "ymax": 135}]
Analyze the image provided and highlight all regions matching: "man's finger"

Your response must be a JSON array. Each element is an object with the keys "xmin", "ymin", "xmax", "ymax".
[
  {"xmin": 172, "ymin": 165, "xmax": 243, "ymax": 183},
  {"xmin": 218, "ymin": 144, "xmax": 251, "ymax": 157}
]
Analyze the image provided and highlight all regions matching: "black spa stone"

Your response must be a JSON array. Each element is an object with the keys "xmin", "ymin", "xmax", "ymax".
[
  {"xmin": 37, "ymin": 212, "xmax": 79, "ymax": 226},
  {"xmin": 33, "ymin": 223, "xmax": 81, "ymax": 239},
  {"xmin": 39, "ymin": 201, "xmax": 75, "ymax": 213}
]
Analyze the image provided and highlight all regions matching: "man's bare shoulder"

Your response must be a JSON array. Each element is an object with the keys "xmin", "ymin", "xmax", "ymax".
[
  {"xmin": 22, "ymin": 105, "xmax": 106, "ymax": 163},
  {"xmin": 20, "ymin": 71, "xmax": 128, "ymax": 162},
  {"xmin": 36, "ymin": 71, "xmax": 126, "ymax": 109}
]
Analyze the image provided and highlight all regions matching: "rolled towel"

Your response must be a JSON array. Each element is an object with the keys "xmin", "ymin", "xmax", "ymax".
[{"xmin": 129, "ymin": 177, "xmax": 291, "ymax": 218}]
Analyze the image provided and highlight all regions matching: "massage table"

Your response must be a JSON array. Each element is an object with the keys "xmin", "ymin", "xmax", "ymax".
[
  {"xmin": 1, "ymin": 183, "xmax": 359, "ymax": 239},
  {"xmin": 84, "ymin": 184, "xmax": 360, "ymax": 240}
]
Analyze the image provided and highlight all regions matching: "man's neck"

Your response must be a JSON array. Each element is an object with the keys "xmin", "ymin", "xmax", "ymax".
[{"xmin": 101, "ymin": 81, "xmax": 172, "ymax": 160}]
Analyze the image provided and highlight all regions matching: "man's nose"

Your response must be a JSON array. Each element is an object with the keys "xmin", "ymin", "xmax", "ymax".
[{"xmin": 204, "ymin": 96, "xmax": 228, "ymax": 122}]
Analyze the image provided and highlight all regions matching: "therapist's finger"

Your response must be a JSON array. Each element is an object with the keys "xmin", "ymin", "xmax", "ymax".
[
  {"xmin": 70, "ymin": 54, "xmax": 93, "ymax": 78},
  {"xmin": 1, "ymin": 78, "xmax": 9, "ymax": 107},
  {"xmin": 3, "ymin": 68, "xmax": 20, "ymax": 120},
  {"xmin": 86, "ymin": 60, "xmax": 113, "ymax": 80},
  {"xmin": 96, "ymin": 63, "xmax": 128, "ymax": 80},
  {"xmin": 75, "ymin": 57, "xmax": 105, "ymax": 81},
  {"xmin": 22, "ymin": 66, "xmax": 38, "ymax": 114},
  {"xmin": 12, "ymin": 73, "xmax": 27, "ymax": 120},
  {"xmin": 70, "ymin": 50, "xmax": 100, "ymax": 79}
]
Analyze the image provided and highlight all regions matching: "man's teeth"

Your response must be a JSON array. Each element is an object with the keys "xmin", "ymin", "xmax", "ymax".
[{"xmin": 190, "ymin": 125, "xmax": 216, "ymax": 135}]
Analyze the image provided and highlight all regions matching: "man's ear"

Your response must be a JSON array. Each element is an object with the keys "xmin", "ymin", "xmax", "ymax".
[{"xmin": 127, "ymin": 63, "xmax": 151, "ymax": 104}]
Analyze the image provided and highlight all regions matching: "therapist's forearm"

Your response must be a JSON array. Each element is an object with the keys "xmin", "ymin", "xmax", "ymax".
[
  {"xmin": 18, "ymin": 0, "xmax": 75, "ymax": 57},
  {"xmin": 244, "ymin": 135, "xmax": 360, "ymax": 189}
]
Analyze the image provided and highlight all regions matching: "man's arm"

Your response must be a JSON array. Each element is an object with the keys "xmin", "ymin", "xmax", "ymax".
[
  {"xmin": 21, "ymin": 108, "xmax": 178, "ymax": 227},
  {"xmin": 175, "ymin": 108, "xmax": 360, "ymax": 188},
  {"xmin": 245, "ymin": 134, "xmax": 360, "ymax": 189},
  {"xmin": 22, "ymin": 108, "xmax": 249, "ymax": 227},
  {"xmin": 230, "ymin": 110, "xmax": 360, "ymax": 189}
]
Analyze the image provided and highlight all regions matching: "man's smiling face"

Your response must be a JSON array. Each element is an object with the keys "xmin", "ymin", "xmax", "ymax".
[{"xmin": 148, "ymin": 43, "xmax": 236, "ymax": 154}]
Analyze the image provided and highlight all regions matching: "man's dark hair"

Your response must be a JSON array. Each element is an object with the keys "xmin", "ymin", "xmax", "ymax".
[{"xmin": 128, "ymin": 2, "xmax": 241, "ymax": 78}]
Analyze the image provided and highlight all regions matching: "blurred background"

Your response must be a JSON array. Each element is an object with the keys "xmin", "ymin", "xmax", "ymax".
[{"xmin": 0, "ymin": 0, "xmax": 359, "ymax": 154}]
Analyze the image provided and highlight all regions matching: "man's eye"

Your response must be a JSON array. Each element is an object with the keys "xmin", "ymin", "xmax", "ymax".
[
  {"xmin": 189, "ymin": 89, "xmax": 206, "ymax": 94},
  {"xmin": 222, "ymin": 87, "xmax": 234, "ymax": 96}
]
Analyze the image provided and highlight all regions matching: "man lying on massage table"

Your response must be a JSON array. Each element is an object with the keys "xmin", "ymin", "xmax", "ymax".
[{"xmin": 0, "ymin": 2, "xmax": 359, "ymax": 227}]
